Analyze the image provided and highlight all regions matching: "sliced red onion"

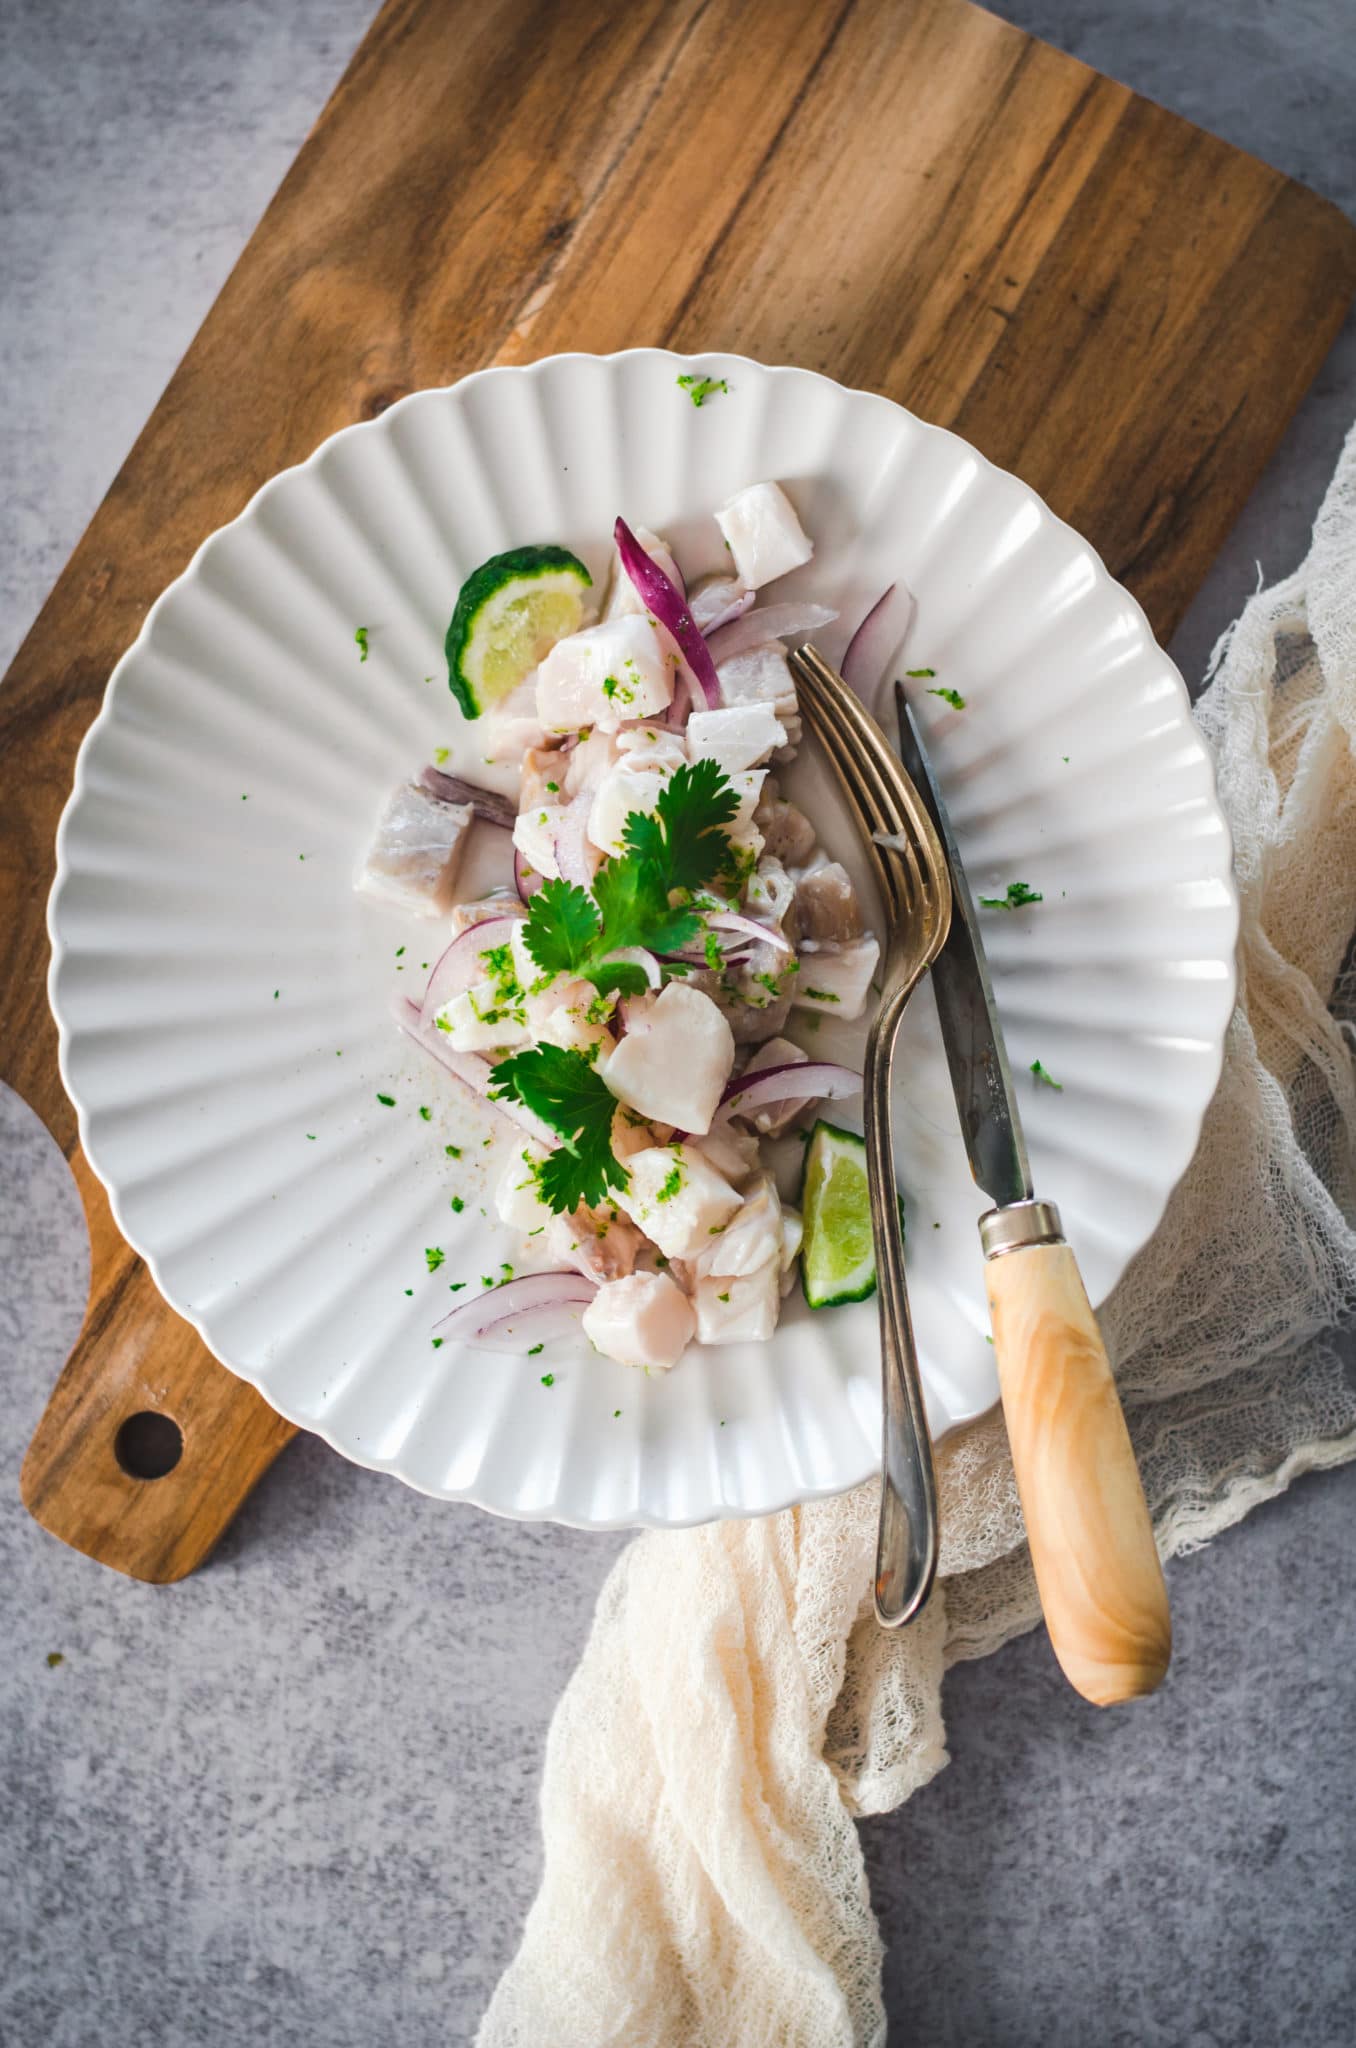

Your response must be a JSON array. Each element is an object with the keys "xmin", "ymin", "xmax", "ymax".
[
  {"xmin": 692, "ymin": 583, "xmax": 754, "ymax": 635},
  {"xmin": 841, "ymin": 583, "xmax": 918, "ymax": 712},
  {"xmin": 705, "ymin": 601, "xmax": 838, "ymax": 669},
  {"xmin": 514, "ymin": 846, "xmax": 542, "ymax": 902},
  {"xmin": 433, "ymin": 1271, "xmax": 596, "ymax": 1345},
  {"xmin": 615, "ymin": 516, "xmax": 721, "ymax": 709},
  {"xmin": 717, "ymin": 1060, "xmax": 862, "ymax": 1121},
  {"xmin": 420, "ymin": 764, "xmax": 516, "ymax": 830},
  {"xmin": 553, "ymin": 787, "xmax": 596, "ymax": 888},
  {"xmin": 465, "ymin": 1301, "xmax": 596, "ymax": 1355},
  {"xmin": 706, "ymin": 911, "xmax": 793, "ymax": 956},
  {"xmin": 419, "ymin": 916, "xmax": 518, "ymax": 1029}
]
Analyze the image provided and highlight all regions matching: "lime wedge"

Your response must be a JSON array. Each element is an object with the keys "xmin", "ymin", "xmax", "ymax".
[
  {"xmin": 800, "ymin": 1120, "xmax": 877, "ymax": 1309},
  {"xmin": 446, "ymin": 545, "xmax": 592, "ymax": 718}
]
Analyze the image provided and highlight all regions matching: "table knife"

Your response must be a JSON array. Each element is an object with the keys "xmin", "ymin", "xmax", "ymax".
[{"xmin": 896, "ymin": 687, "xmax": 1171, "ymax": 1706}]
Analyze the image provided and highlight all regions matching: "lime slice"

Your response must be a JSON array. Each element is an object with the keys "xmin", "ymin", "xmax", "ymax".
[
  {"xmin": 445, "ymin": 545, "xmax": 592, "ymax": 719},
  {"xmin": 800, "ymin": 1120, "xmax": 877, "ymax": 1308}
]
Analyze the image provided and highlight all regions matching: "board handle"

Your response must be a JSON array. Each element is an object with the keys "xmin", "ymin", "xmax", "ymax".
[
  {"xmin": 21, "ymin": 1154, "xmax": 296, "ymax": 1584},
  {"xmin": 981, "ymin": 1202, "xmax": 1170, "ymax": 1706}
]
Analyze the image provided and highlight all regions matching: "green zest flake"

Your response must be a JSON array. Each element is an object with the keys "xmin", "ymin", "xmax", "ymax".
[
  {"xmin": 377, "ymin": 1092, "xmax": 396, "ymax": 1107},
  {"xmin": 445, "ymin": 1143, "xmax": 461, "ymax": 1158},
  {"xmin": 656, "ymin": 1163, "xmax": 684, "ymax": 1204},
  {"xmin": 450, "ymin": 1195, "xmax": 465, "ymax": 1214},
  {"xmin": 396, "ymin": 946, "xmax": 406, "ymax": 958},
  {"xmin": 676, "ymin": 372, "xmax": 729, "ymax": 408},
  {"xmin": 501, "ymin": 1261, "xmax": 515, "ymax": 1278},
  {"xmin": 927, "ymin": 685, "xmax": 966, "ymax": 711},
  {"xmin": 426, "ymin": 1247, "xmax": 446, "ymax": 1273},
  {"xmin": 433, "ymin": 746, "xmax": 450, "ymax": 765},
  {"xmin": 432, "ymin": 1337, "xmax": 444, "ymax": 1349},
  {"xmin": 545, "ymin": 780, "xmax": 559, "ymax": 793},
  {"xmin": 481, "ymin": 1274, "xmax": 494, "ymax": 1287},
  {"xmin": 979, "ymin": 881, "xmax": 1044, "ymax": 911},
  {"xmin": 1062, "ymin": 755, "xmax": 1070, "ymax": 763},
  {"xmin": 355, "ymin": 626, "xmax": 370, "ymax": 662},
  {"xmin": 418, "ymin": 1105, "xmax": 431, "ymax": 1120},
  {"xmin": 905, "ymin": 667, "xmax": 935, "ymax": 678},
  {"xmin": 404, "ymin": 1288, "xmax": 413, "ymax": 1296},
  {"xmin": 305, "ymin": 1133, "xmax": 316, "ymax": 1142},
  {"xmin": 805, "ymin": 988, "xmax": 841, "ymax": 1004},
  {"xmin": 613, "ymin": 1408, "xmax": 621, "ymax": 1418},
  {"xmin": 717, "ymin": 1291, "xmax": 731, "ymax": 1304},
  {"xmin": 540, "ymin": 1372, "xmax": 556, "ymax": 1386},
  {"xmin": 528, "ymin": 1343, "xmax": 544, "ymax": 1357},
  {"xmin": 1030, "ymin": 1059, "xmax": 1064, "ymax": 1090},
  {"xmin": 449, "ymin": 1281, "xmax": 467, "ymax": 1292},
  {"xmin": 46, "ymin": 1652, "xmax": 64, "ymax": 1669},
  {"xmin": 273, "ymin": 990, "xmax": 279, "ymax": 1000}
]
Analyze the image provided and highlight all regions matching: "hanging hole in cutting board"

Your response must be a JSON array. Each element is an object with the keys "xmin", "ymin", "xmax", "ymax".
[{"xmin": 114, "ymin": 1412, "xmax": 183, "ymax": 1480}]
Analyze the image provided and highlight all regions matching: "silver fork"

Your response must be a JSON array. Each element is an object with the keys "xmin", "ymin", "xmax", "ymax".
[{"xmin": 787, "ymin": 645, "xmax": 953, "ymax": 1627}]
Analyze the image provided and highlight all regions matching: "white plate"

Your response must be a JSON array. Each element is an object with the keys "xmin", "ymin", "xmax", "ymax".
[{"xmin": 48, "ymin": 350, "xmax": 1237, "ymax": 1527}]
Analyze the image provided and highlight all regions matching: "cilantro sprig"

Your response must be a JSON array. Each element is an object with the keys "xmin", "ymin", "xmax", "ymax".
[
  {"xmin": 979, "ymin": 881, "xmax": 1043, "ymax": 910},
  {"xmin": 521, "ymin": 760, "xmax": 739, "ymax": 995},
  {"xmin": 490, "ymin": 1044, "xmax": 627, "ymax": 1214}
]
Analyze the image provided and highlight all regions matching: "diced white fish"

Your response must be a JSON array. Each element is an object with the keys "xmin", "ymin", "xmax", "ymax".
[
  {"xmin": 697, "ymin": 1171, "xmax": 783, "ymax": 1278},
  {"xmin": 725, "ymin": 769, "xmax": 768, "ymax": 838},
  {"xmin": 796, "ymin": 861, "xmax": 865, "ymax": 945},
  {"xmin": 537, "ymin": 992, "xmax": 613, "ymax": 1060},
  {"xmin": 753, "ymin": 778, "xmax": 817, "ymax": 866},
  {"xmin": 356, "ymin": 781, "xmax": 474, "ymax": 918},
  {"xmin": 520, "ymin": 744, "xmax": 567, "ymax": 813},
  {"xmin": 686, "ymin": 703, "xmax": 786, "ymax": 777},
  {"xmin": 793, "ymin": 934, "xmax": 882, "ymax": 1020},
  {"xmin": 600, "ymin": 981, "xmax": 735, "ymax": 1134},
  {"xmin": 615, "ymin": 725, "xmax": 687, "ymax": 770},
  {"xmin": 691, "ymin": 1258, "xmax": 782, "ymax": 1345},
  {"xmin": 738, "ymin": 1035, "xmax": 811, "ymax": 1136},
  {"xmin": 448, "ymin": 890, "xmax": 524, "ymax": 936},
  {"xmin": 603, "ymin": 525, "xmax": 683, "ymax": 619},
  {"xmin": 611, "ymin": 1107, "xmax": 659, "ymax": 1161},
  {"xmin": 436, "ymin": 978, "xmax": 532, "ymax": 1053},
  {"xmin": 779, "ymin": 1206, "xmax": 803, "ymax": 1294},
  {"xmin": 536, "ymin": 615, "xmax": 675, "ymax": 734},
  {"xmin": 511, "ymin": 801, "xmax": 565, "ymax": 884},
  {"xmin": 714, "ymin": 482, "xmax": 813, "ymax": 590},
  {"xmin": 687, "ymin": 1120, "xmax": 760, "ymax": 1182},
  {"xmin": 587, "ymin": 758, "xmax": 672, "ymax": 857},
  {"xmin": 479, "ymin": 678, "xmax": 549, "ymax": 761},
  {"xmin": 563, "ymin": 727, "xmax": 621, "ymax": 798},
  {"xmin": 613, "ymin": 1142, "xmax": 741, "ymax": 1260},
  {"xmin": 716, "ymin": 641, "xmax": 798, "ymax": 722},
  {"xmin": 495, "ymin": 1146, "xmax": 552, "ymax": 1234},
  {"xmin": 546, "ymin": 1203, "xmax": 643, "ymax": 1286},
  {"xmin": 581, "ymin": 1271, "xmax": 696, "ymax": 1371}
]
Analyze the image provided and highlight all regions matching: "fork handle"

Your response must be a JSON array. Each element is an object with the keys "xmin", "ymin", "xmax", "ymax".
[
  {"xmin": 981, "ymin": 1203, "xmax": 1171, "ymax": 1704},
  {"xmin": 865, "ymin": 996, "xmax": 939, "ymax": 1628}
]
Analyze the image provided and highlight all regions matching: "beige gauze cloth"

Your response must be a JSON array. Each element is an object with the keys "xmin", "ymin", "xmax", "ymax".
[{"xmin": 477, "ymin": 425, "xmax": 1356, "ymax": 2048}]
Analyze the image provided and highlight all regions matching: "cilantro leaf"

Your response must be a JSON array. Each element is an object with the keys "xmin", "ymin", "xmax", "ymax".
[
  {"xmin": 489, "ymin": 1045, "xmax": 627, "ymax": 1213},
  {"xmin": 979, "ymin": 881, "xmax": 1043, "ymax": 910},
  {"xmin": 623, "ymin": 759, "xmax": 740, "ymax": 894},
  {"xmin": 522, "ymin": 878, "xmax": 601, "ymax": 976},
  {"xmin": 583, "ymin": 959, "xmax": 652, "ymax": 999}
]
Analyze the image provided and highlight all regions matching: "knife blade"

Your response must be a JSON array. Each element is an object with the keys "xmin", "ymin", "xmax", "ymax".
[{"xmin": 894, "ymin": 686, "xmax": 1032, "ymax": 1209}]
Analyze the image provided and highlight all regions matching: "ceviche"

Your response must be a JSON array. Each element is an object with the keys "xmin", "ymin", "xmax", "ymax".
[{"xmin": 357, "ymin": 482, "xmax": 884, "ymax": 1371}]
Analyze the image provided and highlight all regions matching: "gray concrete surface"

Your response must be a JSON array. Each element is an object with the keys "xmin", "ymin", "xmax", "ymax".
[{"xmin": 2, "ymin": 3, "xmax": 1354, "ymax": 2044}]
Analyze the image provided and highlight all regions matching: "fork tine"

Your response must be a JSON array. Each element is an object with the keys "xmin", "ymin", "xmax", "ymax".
[
  {"xmin": 794, "ymin": 663, "xmax": 923, "ymax": 928},
  {"xmin": 797, "ymin": 687, "xmax": 913, "ymax": 926}
]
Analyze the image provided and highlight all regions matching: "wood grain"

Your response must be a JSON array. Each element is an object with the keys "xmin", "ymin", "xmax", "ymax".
[
  {"xmin": 986, "ymin": 1241, "xmax": 1172, "ymax": 1704},
  {"xmin": 5, "ymin": 0, "xmax": 1354, "ymax": 1579}
]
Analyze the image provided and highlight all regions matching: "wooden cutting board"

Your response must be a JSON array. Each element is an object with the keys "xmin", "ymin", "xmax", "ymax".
[{"xmin": 7, "ymin": 0, "xmax": 1354, "ymax": 1582}]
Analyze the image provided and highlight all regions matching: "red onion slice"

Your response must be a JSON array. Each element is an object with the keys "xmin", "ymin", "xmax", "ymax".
[
  {"xmin": 464, "ymin": 1301, "xmax": 597, "ymax": 1355},
  {"xmin": 615, "ymin": 516, "xmax": 721, "ymax": 709},
  {"xmin": 705, "ymin": 601, "xmax": 838, "ymax": 669},
  {"xmin": 420, "ymin": 764, "xmax": 516, "ymax": 829},
  {"xmin": 841, "ymin": 583, "xmax": 918, "ymax": 713},
  {"xmin": 434, "ymin": 1271, "xmax": 596, "ymax": 1344},
  {"xmin": 706, "ymin": 911, "xmax": 793, "ymax": 956},
  {"xmin": 419, "ymin": 916, "xmax": 518, "ymax": 1029},
  {"xmin": 717, "ymin": 1060, "xmax": 862, "ymax": 1121}
]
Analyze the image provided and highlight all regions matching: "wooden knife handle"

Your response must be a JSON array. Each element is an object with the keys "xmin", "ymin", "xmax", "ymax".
[
  {"xmin": 21, "ymin": 1150, "xmax": 297, "ymax": 1584},
  {"xmin": 983, "ymin": 1215, "xmax": 1170, "ymax": 1705}
]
